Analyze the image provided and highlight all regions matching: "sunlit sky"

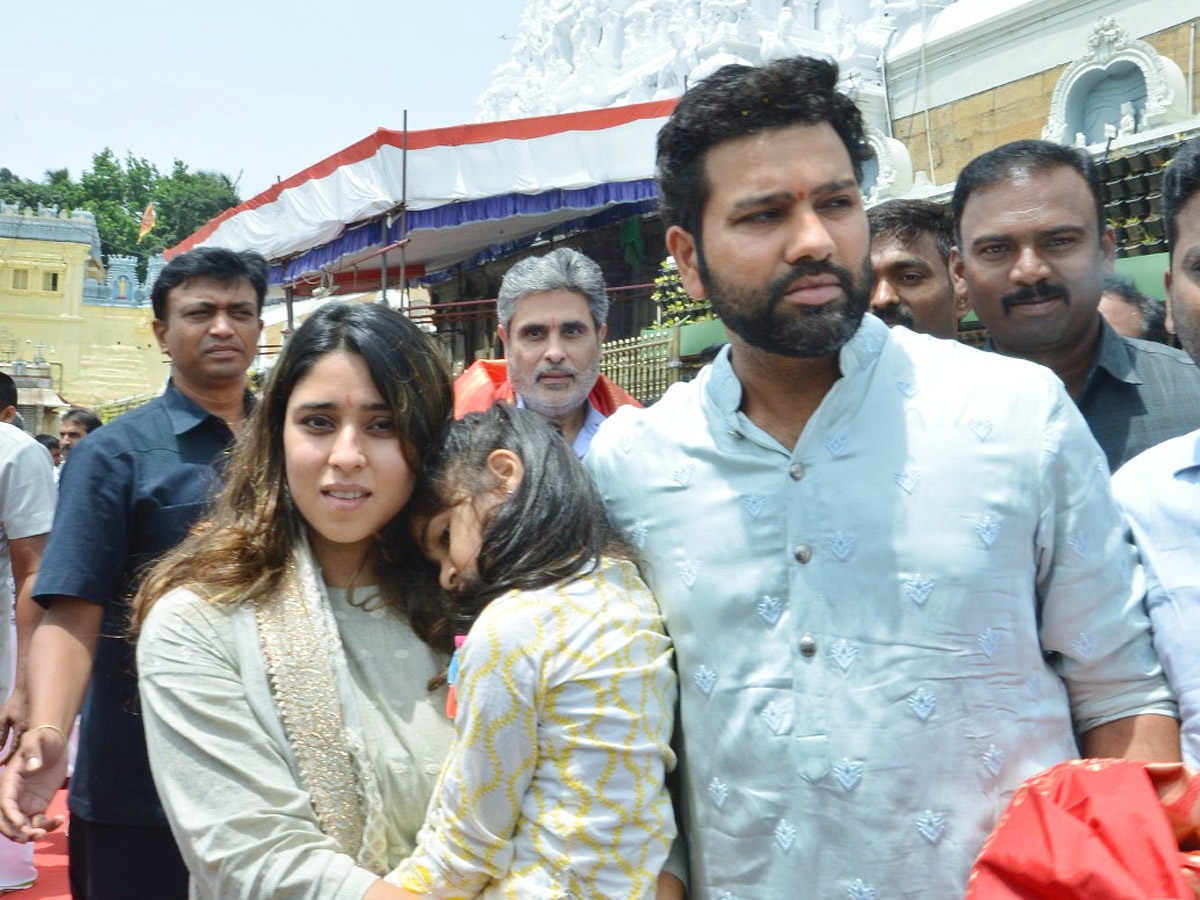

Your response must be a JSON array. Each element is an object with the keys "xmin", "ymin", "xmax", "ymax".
[{"xmin": 1, "ymin": 0, "xmax": 527, "ymax": 200}]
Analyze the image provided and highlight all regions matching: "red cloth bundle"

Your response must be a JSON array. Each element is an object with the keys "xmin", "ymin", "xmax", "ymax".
[{"xmin": 967, "ymin": 758, "xmax": 1200, "ymax": 900}]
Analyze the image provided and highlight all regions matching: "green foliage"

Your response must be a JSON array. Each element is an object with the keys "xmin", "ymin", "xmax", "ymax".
[
  {"xmin": 0, "ymin": 150, "xmax": 240, "ymax": 278},
  {"xmin": 651, "ymin": 256, "xmax": 715, "ymax": 326}
]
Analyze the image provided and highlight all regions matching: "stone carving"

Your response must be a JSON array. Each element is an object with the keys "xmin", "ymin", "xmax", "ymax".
[
  {"xmin": 1043, "ymin": 16, "xmax": 1189, "ymax": 145},
  {"xmin": 1117, "ymin": 100, "xmax": 1136, "ymax": 138},
  {"xmin": 863, "ymin": 127, "xmax": 914, "ymax": 203},
  {"xmin": 476, "ymin": 0, "xmax": 928, "ymax": 122}
]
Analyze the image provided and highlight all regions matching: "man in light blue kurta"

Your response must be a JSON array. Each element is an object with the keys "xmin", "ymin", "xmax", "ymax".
[
  {"xmin": 1112, "ymin": 137, "xmax": 1200, "ymax": 770},
  {"xmin": 586, "ymin": 56, "xmax": 1180, "ymax": 900}
]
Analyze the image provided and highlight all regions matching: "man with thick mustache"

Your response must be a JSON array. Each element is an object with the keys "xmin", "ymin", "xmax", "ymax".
[
  {"xmin": 586, "ymin": 57, "xmax": 1179, "ymax": 900},
  {"xmin": 951, "ymin": 139, "xmax": 1200, "ymax": 471},
  {"xmin": 454, "ymin": 247, "xmax": 640, "ymax": 456}
]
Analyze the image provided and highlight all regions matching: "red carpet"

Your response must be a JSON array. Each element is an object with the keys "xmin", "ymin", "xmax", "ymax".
[{"xmin": 19, "ymin": 789, "xmax": 68, "ymax": 900}]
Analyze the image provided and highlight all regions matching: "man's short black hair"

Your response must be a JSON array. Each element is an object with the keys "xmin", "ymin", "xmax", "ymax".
[
  {"xmin": 1102, "ymin": 275, "xmax": 1168, "ymax": 344},
  {"xmin": 952, "ymin": 139, "xmax": 1106, "ymax": 246},
  {"xmin": 62, "ymin": 407, "xmax": 103, "ymax": 433},
  {"xmin": 1163, "ymin": 138, "xmax": 1200, "ymax": 256},
  {"xmin": 150, "ymin": 247, "xmax": 269, "ymax": 321},
  {"xmin": 656, "ymin": 55, "xmax": 873, "ymax": 239},
  {"xmin": 0, "ymin": 372, "xmax": 16, "ymax": 411},
  {"xmin": 868, "ymin": 199, "xmax": 953, "ymax": 263},
  {"xmin": 34, "ymin": 433, "xmax": 59, "ymax": 451}
]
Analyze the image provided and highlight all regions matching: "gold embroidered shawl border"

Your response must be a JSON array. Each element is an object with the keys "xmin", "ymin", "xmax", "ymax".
[{"xmin": 255, "ymin": 544, "xmax": 371, "ymax": 862}]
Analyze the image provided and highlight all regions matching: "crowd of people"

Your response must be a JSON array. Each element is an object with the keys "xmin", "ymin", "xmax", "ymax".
[{"xmin": 0, "ymin": 53, "xmax": 1198, "ymax": 900}]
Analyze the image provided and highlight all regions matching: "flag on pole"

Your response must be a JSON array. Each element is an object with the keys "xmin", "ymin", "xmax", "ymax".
[{"xmin": 137, "ymin": 201, "xmax": 157, "ymax": 243}]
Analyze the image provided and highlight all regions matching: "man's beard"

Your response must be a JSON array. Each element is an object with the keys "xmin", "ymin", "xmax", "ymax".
[
  {"xmin": 509, "ymin": 355, "xmax": 601, "ymax": 420},
  {"xmin": 699, "ymin": 253, "xmax": 873, "ymax": 358}
]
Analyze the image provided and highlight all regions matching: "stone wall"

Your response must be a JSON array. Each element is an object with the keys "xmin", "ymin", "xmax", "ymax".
[{"xmin": 890, "ymin": 21, "xmax": 1196, "ymax": 185}]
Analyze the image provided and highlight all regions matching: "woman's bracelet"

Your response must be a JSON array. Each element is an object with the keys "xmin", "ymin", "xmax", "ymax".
[{"xmin": 30, "ymin": 724, "xmax": 68, "ymax": 742}]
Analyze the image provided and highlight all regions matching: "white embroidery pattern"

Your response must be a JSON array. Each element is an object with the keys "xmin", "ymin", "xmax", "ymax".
[
  {"xmin": 905, "ymin": 577, "xmax": 934, "ymax": 607},
  {"xmin": 672, "ymin": 464, "xmax": 693, "ymax": 487},
  {"xmin": 823, "ymin": 432, "xmax": 850, "ymax": 457},
  {"xmin": 847, "ymin": 879, "xmax": 877, "ymax": 900},
  {"xmin": 693, "ymin": 666, "xmax": 717, "ymax": 695},
  {"xmin": 628, "ymin": 523, "xmax": 648, "ymax": 549},
  {"xmin": 618, "ymin": 431, "xmax": 635, "ymax": 454},
  {"xmin": 756, "ymin": 595, "xmax": 784, "ymax": 627},
  {"xmin": 679, "ymin": 559, "xmax": 700, "ymax": 589},
  {"xmin": 982, "ymin": 744, "xmax": 1005, "ymax": 776},
  {"xmin": 968, "ymin": 418, "xmax": 994, "ymax": 440},
  {"xmin": 827, "ymin": 532, "xmax": 855, "ymax": 561},
  {"xmin": 896, "ymin": 379, "xmax": 918, "ymax": 398},
  {"xmin": 761, "ymin": 701, "xmax": 787, "ymax": 735},
  {"xmin": 830, "ymin": 639, "xmax": 859, "ymax": 673},
  {"xmin": 1068, "ymin": 530, "xmax": 1089, "ymax": 558},
  {"xmin": 742, "ymin": 494, "xmax": 766, "ymax": 517},
  {"xmin": 915, "ymin": 810, "xmax": 947, "ymax": 844},
  {"xmin": 708, "ymin": 776, "xmax": 729, "ymax": 808},
  {"xmin": 773, "ymin": 819, "xmax": 797, "ymax": 852},
  {"xmin": 976, "ymin": 515, "xmax": 1000, "ymax": 548},
  {"xmin": 977, "ymin": 627, "xmax": 998, "ymax": 660},
  {"xmin": 833, "ymin": 759, "xmax": 863, "ymax": 792},
  {"xmin": 1070, "ymin": 632, "xmax": 1096, "ymax": 660},
  {"xmin": 908, "ymin": 687, "xmax": 937, "ymax": 721},
  {"xmin": 894, "ymin": 470, "xmax": 920, "ymax": 494}
]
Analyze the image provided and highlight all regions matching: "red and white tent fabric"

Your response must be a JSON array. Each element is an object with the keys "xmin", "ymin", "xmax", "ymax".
[{"xmin": 167, "ymin": 99, "xmax": 677, "ymax": 287}]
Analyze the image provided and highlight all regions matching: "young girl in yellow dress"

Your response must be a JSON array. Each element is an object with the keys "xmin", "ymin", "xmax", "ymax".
[{"xmin": 388, "ymin": 404, "xmax": 678, "ymax": 900}]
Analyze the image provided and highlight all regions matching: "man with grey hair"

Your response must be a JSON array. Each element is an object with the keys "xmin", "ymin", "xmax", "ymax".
[{"xmin": 454, "ymin": 247, "xmax": 641, "ymax": 456}]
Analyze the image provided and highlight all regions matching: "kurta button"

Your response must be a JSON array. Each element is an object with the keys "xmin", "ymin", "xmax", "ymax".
[
  {"xmin": 789, "ymin": 462, "xmax": 806, "ymax": 481},
  {"xmin": 799, "ymin": 635, "xmax": 817, "ymax": 657},
  {"xmin": 794, "ymin": 543, "xmax": 812, "ymax": 563}
]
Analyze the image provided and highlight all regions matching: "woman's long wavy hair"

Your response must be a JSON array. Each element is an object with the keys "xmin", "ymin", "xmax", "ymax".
[
  {"xmin": 130, "ymin": 301, "xmax": 453, "ymax": 644},
  {"xmin": 414, "ymin": 404, "xmax": 635, "ymax": 646}
]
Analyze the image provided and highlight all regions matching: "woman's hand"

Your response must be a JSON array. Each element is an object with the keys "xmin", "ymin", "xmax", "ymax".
[{"xmin": 0, "ymin": 726, "xmax": 68, "ymax": 842}]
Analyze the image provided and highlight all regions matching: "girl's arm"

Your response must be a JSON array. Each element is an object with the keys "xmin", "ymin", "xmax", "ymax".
[
  {"xmin": 365, "ymin": 881, "xmax": 423, "ymax": 900},
  {"xmin": 388, "ymin": 613, "xmax": 540, "ymax": 898}
]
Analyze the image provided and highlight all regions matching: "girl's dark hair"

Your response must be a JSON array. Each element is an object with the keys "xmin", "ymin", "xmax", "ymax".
[
  {"xmin": 416, "ymin": 404, "xmax": 634, "ymax": 639},
  {"xmin": 132, "ymin": 301, "xmax": 453, "ymax": 642}
]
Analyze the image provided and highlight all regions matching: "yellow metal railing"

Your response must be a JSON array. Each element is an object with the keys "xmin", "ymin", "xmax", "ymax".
[{"xmin": 600, "ymin": 326, "xmax": 680, "ymax": 406}]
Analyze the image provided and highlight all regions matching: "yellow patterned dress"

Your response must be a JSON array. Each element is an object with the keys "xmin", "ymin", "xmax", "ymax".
[{"xmin": 387, "ymin": 556, "xmax": 677, "ymax": 900}]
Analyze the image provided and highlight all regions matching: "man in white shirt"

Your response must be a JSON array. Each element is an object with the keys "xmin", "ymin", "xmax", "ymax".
[
  {"xmin": 0, "ymin": 373, "xmax": 55, "ymax": 892},
  {"xmin": 586, "ymin": 55, "xmax": 1179, "ymax": 900}
]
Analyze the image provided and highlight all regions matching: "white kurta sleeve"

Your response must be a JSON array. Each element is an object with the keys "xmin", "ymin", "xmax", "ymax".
[{"xmin": 1033, "ymin": 387, "xmax": 1177, "ymax": 733}]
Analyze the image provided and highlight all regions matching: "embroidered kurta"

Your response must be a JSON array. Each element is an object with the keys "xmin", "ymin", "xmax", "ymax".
[
  {"xmin": 388, "ymin": 557, "xmax": 677, "ymax": 900},
  {"xmin": 585, "ymin": 316, "xmax": 1176, "ymax": 900},
  {"xmin": 1113, "ymin": 428, "xmax": 1200, "ymax": 767},
  {"xmin": 138, "ymin": 585, "xmax": 454, "ymax": 900}
]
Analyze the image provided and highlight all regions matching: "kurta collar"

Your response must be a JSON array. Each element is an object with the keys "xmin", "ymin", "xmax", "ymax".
[{"xmin": 706, "ymin": 313, "xmax": 889, "ymax": 415}]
